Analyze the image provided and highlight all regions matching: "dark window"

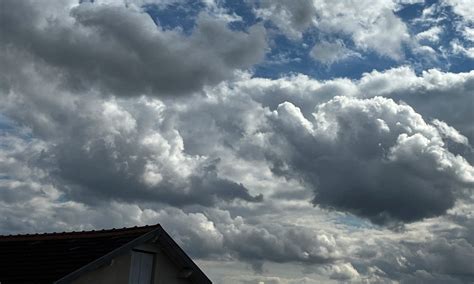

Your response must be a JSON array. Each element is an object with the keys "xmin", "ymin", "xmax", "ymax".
[{"xmin": 129, "ymin": 250, "xmax": 154, "ymax": 284}]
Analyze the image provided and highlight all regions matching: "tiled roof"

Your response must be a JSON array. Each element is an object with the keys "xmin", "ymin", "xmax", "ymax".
[{"xmin": 0, "ymin": 225, "xmax": 160, "ymax": 284}]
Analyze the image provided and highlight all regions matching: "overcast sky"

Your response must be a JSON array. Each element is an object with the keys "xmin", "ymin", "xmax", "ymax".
[{"xmin": 0, "ymin": 0, "xmax": 473, "ymax": 283}]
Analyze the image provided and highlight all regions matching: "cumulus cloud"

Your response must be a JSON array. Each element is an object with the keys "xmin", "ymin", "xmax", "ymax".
[
  {"xmin": 254, "ymin": 0, "xmax": 410, "ymax": 59},
  {"xmin": 165, "ymin": 66, "xmax": 473, "ymax": 227},
  {"xmin": 329, "ymin": 263, "xmax": 360, "ymax": 280},
  {"xmin": 0, "ymin": 0, "xmax": 267, "ymax": 97},
  {"xmin": 254, "ymin": 0, "xmax": 316, "ymax": 40},
  {"xmin": 211, "ymin": 212, "xmax": 341, "ymax": 264},
  {"xmin": 0, "ymin": 2, "xmax": 473, "ymax": 282},
  {"xmin": 432, "ymin": 119, "xmax": 469, "ymax": 145},
  {"xmin": 75, "ymin": 101, "xmax": 258, "ymax": 203},
  {"xmin": 265, "ymin": 96, "xmax": 473, "ymax": 224},
  {"xmin": 1, "ymin": 63, "xmax": 474, "ymax": 281},
  {"xmin": 356, "ymin": 67, "xmax": 474, "ymax": 149},
  {"xmin": 0, "ymin": 70, "xmax": 263, "ymax": 211}
]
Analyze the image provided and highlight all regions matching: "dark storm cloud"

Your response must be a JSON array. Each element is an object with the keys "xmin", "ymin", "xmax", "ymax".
[{"xmin": 0, "ymin": 0, "xmax": 267, "ymax": 96}]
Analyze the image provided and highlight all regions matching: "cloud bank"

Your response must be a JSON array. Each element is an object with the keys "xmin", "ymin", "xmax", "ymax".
[{"xmin": 0, "ymin": 0, "xmax": 473, "ymax": 283}]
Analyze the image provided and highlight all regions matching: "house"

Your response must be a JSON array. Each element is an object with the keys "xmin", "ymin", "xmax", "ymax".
[{"xmin": 0, "ymin": 224, "xmax": 212, "ymax": 284}]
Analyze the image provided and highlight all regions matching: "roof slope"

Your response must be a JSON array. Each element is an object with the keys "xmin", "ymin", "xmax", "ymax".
[{"xmin": 0, "ymin": 225, "xmax": 159, "ymax": 284}]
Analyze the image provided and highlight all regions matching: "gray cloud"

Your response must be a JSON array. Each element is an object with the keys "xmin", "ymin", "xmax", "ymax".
[
  {"xmin": 357, "ymin": 67, "xmax": 474, "ymax": 152},
  {"xmin": 350, "ymin": 216, "xmax": 474, "ymax": 283},
  {"xmin": 255, "ymin": 0, "xmax": 316, "ymax": 40},
  {"xmin": 50, "ymin": 99, "xmax": 262, "ymax": 206},
  {"xmin": 153, "ymin": 208, "xmax": 343, "ymax": 265},
  {"xmin": 265, "ymin": 96, "xmax": 473, "ymax": 225},
  {"xmin": 0, "ymin": 0, "xmax": 267, "ymax": 97},
  {"xmin": 0, "ymin": 89, "xmax": 262, "ymax": 212},
  {"xmin": 168, "ymin": 69, "xmax": 474, "ymax": 226},
  {"xmin": 0, "ymin": 2, "xmax": 473, "ymax": 280}
]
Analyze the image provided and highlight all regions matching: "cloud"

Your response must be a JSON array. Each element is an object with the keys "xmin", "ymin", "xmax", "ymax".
[
  {"xmin": 432, "ymin": 119, "xmax": 469, "ymax": 145},
  {"xmin": 254, "ymin": 0, "xmax": 316, "ymax": 40},
  {"xmin": 220, "ymin": 275, "xmax": 325, "ymax": 284},
  {"xmin": 92, "ymin": 0, "xmax": 184, "ymax": 8},
  {"xmin": 161, "ymin": 66, "xmax": 473, "ymax": 227},
  {"xmin": 0, "ymin": 80, "xmax": 263, "ymax": 210},
  {"xmin": 416, "ymin": 26, "xmax": 443, "ymax": 43},
  {"xmin": 266, "ymin": 96, "xmax": 473, "ymax": 224},
  {"xmin": 210, "ymin": 211, "xmax": 341, "ymax": 264},
  {"xmin": 411, "ymin": 0, "xmax": 474, "ymax": 64},
  {"xmin": 463, "ymin": 27, "xmax": 474, "ymax": 42},
  {"xmin": 177, "ymin": 66, "xmax": 474, "ymax": 226},
  {"xmin": 0, "ymin": 2, "xmax": 473, "ymax": 279},
  {"xmin": 443, "ymin": 0, "xmax": 474, "ymax": 23},
  {"xmin": 353, "ymin": 213, "xmax": 474, "ymax": 283},
  {"xmin": 310, "ymin": 40, "xmax": 361, "ymax": 65},
  {"xmin": 51, "ymin": 98, "xmax": 263, "ymax": 206},
  {"xmin": 254, "ymin": 0, "xmax": 410, "ymax": 59},
  {"xmin": 0, "ymin": 0, "xmax": 267, "ymax": 97},
  {"xmin": 451, "ymin": 40, "xmax": 474, "ymax": 59},
  {"xmin": 329, "ymin": 263, "xmax": 360, "ymax": 280},
  {"xmin": 356, "ymin": 67, "xmax": 474, "ymax": 148}
]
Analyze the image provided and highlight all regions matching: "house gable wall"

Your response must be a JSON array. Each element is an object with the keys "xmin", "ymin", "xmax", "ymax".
[
  {"xmin": 71, "ymin": 252, "xmax": 132, "ymax": 284},
  {"xmin": 71, "ymin": 241, "xmax": 193, "ymax": 284}
]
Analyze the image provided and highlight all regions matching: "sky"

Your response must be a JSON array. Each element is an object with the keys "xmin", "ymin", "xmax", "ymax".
[{"xmin": 0, "ymin": 0, "xmax": 473, "ymax": 283}]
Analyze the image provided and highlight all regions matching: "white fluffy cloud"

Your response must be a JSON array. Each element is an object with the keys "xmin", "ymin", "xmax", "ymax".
[
  {"xmin": 443, "ymin": 0, "xmax": 474, "ymax": 23},
  {"xmin": 416, "ymin": 26, "xmax": 443, "ymax": 43},
  {"xmin": 255, "ymin": 0, "xmax": 410, "ymax": 60}
]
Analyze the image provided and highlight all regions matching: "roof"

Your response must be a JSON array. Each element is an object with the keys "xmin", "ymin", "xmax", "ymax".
[{"xmin": 0, "ymin": 224, "xmax": 212, "ymax": 284}]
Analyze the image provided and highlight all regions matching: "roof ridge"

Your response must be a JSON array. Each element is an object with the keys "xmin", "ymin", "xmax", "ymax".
[{"xmin": 0, "ymin": 224, "xmax": 161, "ymax": 240}]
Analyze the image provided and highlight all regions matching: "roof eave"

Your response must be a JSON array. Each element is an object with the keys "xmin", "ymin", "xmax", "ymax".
[
  {"xmin": 54, "ymin": 225, "xmax": 163, "ymax": 284},
  {"xmin": 54, "ymin": 225, "xmax": 212, "ymax": 284}
]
